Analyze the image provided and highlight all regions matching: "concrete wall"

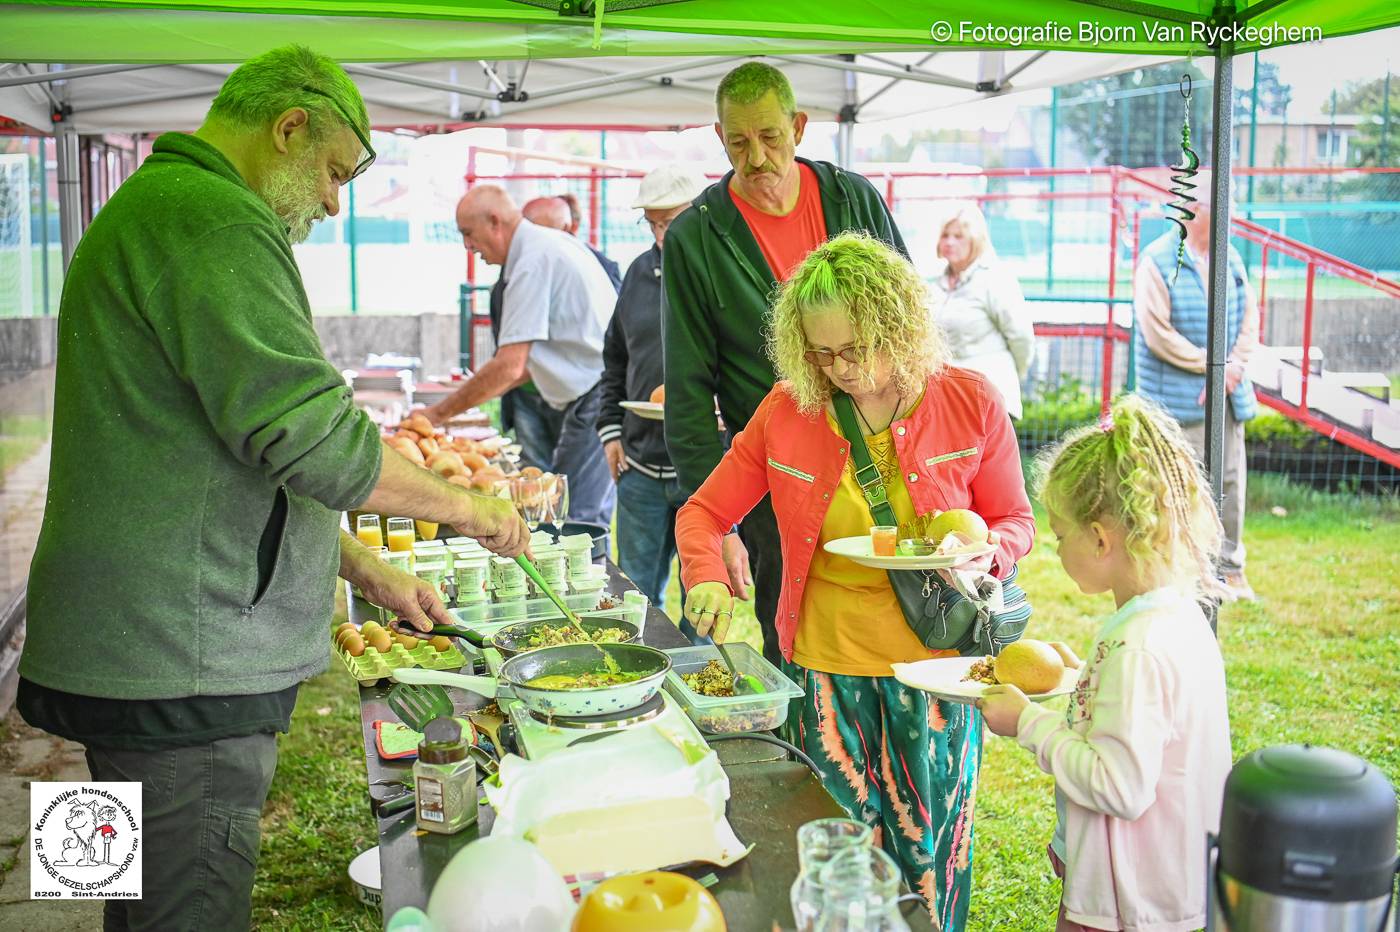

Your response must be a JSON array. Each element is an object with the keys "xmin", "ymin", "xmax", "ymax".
[
  {"xmin": 313, "ymin": 312, "xmax": 461, "ymax": 376},
  {"xmin": 1262, "ymin": 297, "xmax": 1400, "ymax": 374}
]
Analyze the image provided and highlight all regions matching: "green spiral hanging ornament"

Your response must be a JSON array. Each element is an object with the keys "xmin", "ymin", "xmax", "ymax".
[{"xmin": 1165, "ymin": 74, "xmax": 1200, "ymax": 285}]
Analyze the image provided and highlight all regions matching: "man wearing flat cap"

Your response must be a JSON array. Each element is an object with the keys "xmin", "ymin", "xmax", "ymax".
[{"xmin": 597, "ymin": 165, "xmax": 713, "ymax": 611}]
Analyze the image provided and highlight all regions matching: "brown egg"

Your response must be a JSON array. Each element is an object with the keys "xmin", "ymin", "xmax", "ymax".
[
  {"xmin": 367, "ymin": 629, "xmax": 393, "ymax": 653},
  {"xmin": 335, "ymin": 621, "xmax": 355, "ymax": 636},
  {"xmin": 395, "ymin": 632, "xmax": 422, "ymax": 650},
  {"xmin": 429, "ymin": 636, "xmax": 453, "ymax": 652},
  {"xmin": 334, "ymin": 628, "xmax": 354, "ymax": 648},
  {"xmin": 461, "ymin": 452, "xmax": 492, "ymax": 473},
  {"xmin": 342, "ymin": 633, "xmax": 366, "ymax": 657},
  {"xmin": 359, "ymin": 621, "xmax": 382, "ymax": 637}
]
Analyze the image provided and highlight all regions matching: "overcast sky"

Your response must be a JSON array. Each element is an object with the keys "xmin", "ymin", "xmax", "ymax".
[{"xmin": 861, "ymin": 24, "xmax": 1398, "ymax": 135}]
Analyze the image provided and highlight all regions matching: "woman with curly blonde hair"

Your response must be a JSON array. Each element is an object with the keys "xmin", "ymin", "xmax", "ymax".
[{"xmin": 675, "ymin": 232, "xmax": 1035, "ymax": 930}]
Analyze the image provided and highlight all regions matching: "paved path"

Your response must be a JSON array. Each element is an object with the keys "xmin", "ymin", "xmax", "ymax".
[{"xmin": 0, "ymin": 707, "xmax": 104, "ymax": 929}]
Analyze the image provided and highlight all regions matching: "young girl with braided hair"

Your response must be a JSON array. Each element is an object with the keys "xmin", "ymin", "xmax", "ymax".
[{"xmin": 979, "ymin": 394, "xmax": 1232, "ymax": 932}]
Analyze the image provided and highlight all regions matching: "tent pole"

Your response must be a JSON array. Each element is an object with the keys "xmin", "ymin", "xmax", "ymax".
[
  {"xmin": 1205, "ymin": 29, "xmax": 1236, "ymax": 629},
  {"xmin": 38, "ymin": 136, "xmax": 51, "ymax": 315},
  {"xmin": 54, "ymin": 117, "xmax": 82, "ymax": 270},
  {"xmin": 837, "ymin": 64, "xmax": 856, "ymax": 168}
]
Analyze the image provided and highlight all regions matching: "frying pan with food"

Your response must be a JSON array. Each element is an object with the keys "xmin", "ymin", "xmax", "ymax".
[
  {"xmin": 397, "ymin": 618, "xmax": 640, "ymax": 660},
  {"xmin": 490, "ymin": 618, "xmax": 640, "ymax": 660},
  {"xmin": 391, "ymin": 643, "xmax": 670, "ymax": 717}
]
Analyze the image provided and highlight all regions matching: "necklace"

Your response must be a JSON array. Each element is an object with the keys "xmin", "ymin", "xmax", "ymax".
[{"xmin": 852, "ymin": 393, "xmax": 902, "ymax": 436}]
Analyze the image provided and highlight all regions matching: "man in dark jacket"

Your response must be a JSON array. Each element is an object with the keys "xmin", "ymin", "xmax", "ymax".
[
  {"xmin": 597, "ymin": 165, "xmax": 709, "ymax": 609},
  {"xmin": 18, "ymin": 47, "xmax": 526, "ymax": 931},
  {"xmin": 662, "ymin": 61, "xmax": 906, "ymax": 668}
]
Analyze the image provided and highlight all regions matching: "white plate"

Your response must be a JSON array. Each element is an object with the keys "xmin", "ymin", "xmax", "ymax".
[
  {"xmin": 822, "ymin": 535, "xmax": 996, "ymax": 570},
  {"xmin": 890, "ymin": 656, "xmax": 1080, "ymax": 705},
  {"xmin": 621, "ymin": 400, "xmax": 665, "ymax": 420}
]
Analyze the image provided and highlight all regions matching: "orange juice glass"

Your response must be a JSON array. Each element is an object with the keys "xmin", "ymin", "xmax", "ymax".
[
  {"xmin": 387, "ymin": 517, "xmax": 416, "ymax": 552},
  {"xmin": 355, "ymin": 514, "xmax": 383, "ymax": 549},
  {"xmin": 414, "ymin": 520, "xmax": 440, "ymax": 541},
  {"xmin": 870, "ymin": 526, "xmax": 898, "ymax": 557}
]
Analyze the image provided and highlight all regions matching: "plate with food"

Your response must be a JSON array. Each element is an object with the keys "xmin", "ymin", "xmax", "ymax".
[
  {"xmin": 620, "ymin": 401, "xmax": 665, "ymax": 421},
  {"xmin": 825, "ymin": 508, "xmax": 997, "ymax": 570},
  {"xmin": 891, "ymin": 640, "xmax": 1082, "ymax": 705}
]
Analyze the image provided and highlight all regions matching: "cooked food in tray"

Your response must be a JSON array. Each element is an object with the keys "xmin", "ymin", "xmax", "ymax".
[{"xmin": 681, "ymin": 660, "xmax": 737, "ymax": 698}]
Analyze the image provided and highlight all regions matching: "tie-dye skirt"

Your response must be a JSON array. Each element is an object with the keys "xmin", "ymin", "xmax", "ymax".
[{"xmin": 783, "ymin": 665, "xmax": 983, "ymax": 932}]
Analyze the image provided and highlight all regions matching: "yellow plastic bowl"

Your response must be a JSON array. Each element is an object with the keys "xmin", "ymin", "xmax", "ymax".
[{"xmin": 573, "ymin": 871, "xmax": 726, "ymax": 932}]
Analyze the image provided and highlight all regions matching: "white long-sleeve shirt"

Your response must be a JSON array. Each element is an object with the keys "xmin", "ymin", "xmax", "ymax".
[
  {"xmin": 1016, "ymin": 586, "xmax": 1232, "ymax": 932},
  {"xmin": 930, "ymin": 258, "xmax": 1036, "ymax": 418}
]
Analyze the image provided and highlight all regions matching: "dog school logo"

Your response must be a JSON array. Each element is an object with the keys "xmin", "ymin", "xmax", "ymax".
[{"xmin": 30, "ymin": 782, "xmax": 142, "ymax": 900}]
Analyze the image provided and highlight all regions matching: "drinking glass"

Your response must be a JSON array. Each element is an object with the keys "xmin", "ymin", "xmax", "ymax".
[
  {"xmin": 791, "ymin": 819, "xmax": 873, "ymax": 931},
  {"xmin": 544, "ymin": 473, "xmax": 570, "ymax": 527},
  {"xmin": 510, "ymin": 477, "xmax": 549, "ymax": 531},
  {"xmin": 355, "ymin": 514, "xmax": 383, "ymax": 549},
  {"xmin": 386, "ymin": 517, "xmax": 415, "ymax": 552}
]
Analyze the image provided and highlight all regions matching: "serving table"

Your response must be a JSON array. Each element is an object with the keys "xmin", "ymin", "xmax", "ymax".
[{"xmin": 347, "ymin": 561, "xmax": 935, "ymax": 931}]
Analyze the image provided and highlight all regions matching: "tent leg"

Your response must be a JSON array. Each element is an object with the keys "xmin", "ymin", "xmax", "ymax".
[
  {"xmin": 836, "ymin": 66, "xmax": 856, "ymax": 168},
  {"xmin": 1205, "ymin": 44, "xmax": 1235, "ymax": 630},
  {"xmin": 55, "ymin": 120, "xmax": 82, "ymax": 270}
]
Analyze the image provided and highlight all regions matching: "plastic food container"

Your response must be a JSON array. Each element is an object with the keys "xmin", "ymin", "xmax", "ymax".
[
  {"xmin": 662, "ymin": 642, "xmax": 804, "ymax": 734},
  {"xmin": 489, "ymin": 557, "xmax": 526, "ymax": 592},
  {"xmin": 454, "ymin": 559, "xmax": 489, "ymax": 604},
  {"xmin": 414, "ymin": 553, "xmax": 453, "ymax": 601},
  {"xmin": 451, "ymin": 589, "xmax": 647, "ymax": 640}
]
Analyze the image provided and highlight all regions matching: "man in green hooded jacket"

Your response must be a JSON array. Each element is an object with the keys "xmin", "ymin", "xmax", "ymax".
[
  {"xmin": 662, "ymin": 62, "xmax": 906, "ymax": 667},
  {"xmin": 18, "ymin": 46, "xmax": 527, "ymax": 930}
]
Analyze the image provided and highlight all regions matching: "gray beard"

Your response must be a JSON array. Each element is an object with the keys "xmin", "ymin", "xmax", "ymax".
[{"xmin": 257, "ymin": 154, "xmax": 324, "ymax": 245}]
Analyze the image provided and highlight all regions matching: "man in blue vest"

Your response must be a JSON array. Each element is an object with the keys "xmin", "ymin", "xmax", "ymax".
[{"xmin": 1133, "ymin": 172, "xmax": 1260, "ymax": 600}]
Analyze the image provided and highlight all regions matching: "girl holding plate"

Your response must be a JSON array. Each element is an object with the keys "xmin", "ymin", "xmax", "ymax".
[{"xmin": 674, "ymin": 232, "xmax": 1035, "ymax": 930}]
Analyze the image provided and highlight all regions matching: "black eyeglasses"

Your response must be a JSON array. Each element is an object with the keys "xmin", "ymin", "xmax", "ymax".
[
  {"xmin": 301, "ymin": 85, "xmax": 375, "ymax": 181},
  {"xmin": 804, "ymin": 347, "xmax": 867, "ymax": 367}
]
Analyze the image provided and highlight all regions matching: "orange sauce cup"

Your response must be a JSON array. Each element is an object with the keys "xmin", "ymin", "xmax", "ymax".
[{"xmin": 870, "ymin": 526, "xmax": 898, "ymax": 557}]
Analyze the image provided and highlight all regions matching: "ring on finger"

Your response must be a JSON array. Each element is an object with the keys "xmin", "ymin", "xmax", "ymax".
[{"xmin": 716, "ymin": 610, "xmax": 732, "ymax": 617}]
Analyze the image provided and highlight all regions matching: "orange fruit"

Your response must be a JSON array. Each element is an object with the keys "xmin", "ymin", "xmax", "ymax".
[{"xmin": 649, "ymin": 384, "xmax": 665, "ymax": 405}]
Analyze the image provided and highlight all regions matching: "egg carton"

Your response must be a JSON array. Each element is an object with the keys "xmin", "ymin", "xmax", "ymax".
[{"xmin": 333, "ymin": 636, "xmax": 468, "ymax": 686}]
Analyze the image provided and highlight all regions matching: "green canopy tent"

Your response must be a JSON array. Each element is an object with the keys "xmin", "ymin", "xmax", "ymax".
[{"xmin": 3, "ymin": 0, "xmax": 1399, "ymax": 549}]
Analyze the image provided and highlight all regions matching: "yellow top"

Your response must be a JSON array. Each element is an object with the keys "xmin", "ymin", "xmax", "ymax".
[{"xmin": 792, "ymin": 411, "xmax": 955, "ymax": 676}]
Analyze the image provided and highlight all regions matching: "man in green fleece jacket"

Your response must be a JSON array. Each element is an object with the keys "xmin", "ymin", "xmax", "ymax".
[
  {"xmin": 17, "ymin": 47, "xmax": 527, "ymax": 930},
  {"xmin": 662, "ymin": 62, "xmax": 906, "ymax": 667}
]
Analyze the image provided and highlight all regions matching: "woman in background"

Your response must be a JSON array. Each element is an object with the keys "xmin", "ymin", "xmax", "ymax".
[{"xmin": 931, "ymin": 202, "xmax": 1037, "ymax": 419}]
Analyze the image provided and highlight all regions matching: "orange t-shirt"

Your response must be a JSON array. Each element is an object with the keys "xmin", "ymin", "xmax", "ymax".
[{"xmin": 731, "ymin": 162, "xmax": 827, "ymax": 282}]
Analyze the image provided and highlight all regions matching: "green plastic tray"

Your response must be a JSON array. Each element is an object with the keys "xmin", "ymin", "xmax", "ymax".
[{"xmin": 333, "ymin": 635, "xmax": 468, "ymax": 685}]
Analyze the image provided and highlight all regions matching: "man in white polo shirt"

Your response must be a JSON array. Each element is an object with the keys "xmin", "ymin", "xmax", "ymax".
[{"xmin": 424, "ymin": 184, "xmax": 617, "ymax": 526}]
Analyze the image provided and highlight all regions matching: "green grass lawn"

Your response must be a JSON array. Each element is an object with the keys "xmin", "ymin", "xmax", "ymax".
[{"xmin": 254, "ymin": 475, "xmax": 1400, "ymax": 929}]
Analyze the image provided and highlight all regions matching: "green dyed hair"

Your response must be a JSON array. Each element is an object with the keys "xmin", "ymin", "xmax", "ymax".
[
  {"xmin": 1035, "ymin": 394, "xmax": 1225, "ymax": 600},
  {"xmin": 766, "ymin": 232, "xmax": 945, "ymax": 416},
  {"xmin": 207, "ymin": 45, "xmax": 367, "ymax": 143},
  {"xmin": 715, "ymin": 61, "xmax": 797, "ymax": 119}
]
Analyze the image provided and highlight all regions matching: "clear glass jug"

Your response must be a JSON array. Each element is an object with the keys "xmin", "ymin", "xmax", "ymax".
[
  {"xmin": 812, "ymin": 845, "xmax": 913, "ymax": 932},
  {"xmin": 789, "ymin": 818, "xmax": 873, "ymax": 932}
]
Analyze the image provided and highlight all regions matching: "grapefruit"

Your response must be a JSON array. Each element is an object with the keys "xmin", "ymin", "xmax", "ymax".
[
  {"xmin": 992, "ymin": 639, "xmax": 1064, "ymax": 694},
  {"xmin": 926, "ymin": 509, "xmax": 988, "ymax": 546}
]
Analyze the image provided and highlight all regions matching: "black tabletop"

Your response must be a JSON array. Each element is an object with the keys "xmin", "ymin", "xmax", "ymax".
[{"xmin": 349, "ymin": 563, "xmax": 934, "ymax": 931}]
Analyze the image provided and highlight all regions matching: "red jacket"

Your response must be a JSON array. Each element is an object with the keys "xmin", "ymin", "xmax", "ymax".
[{"xmin": 676, "ymin": 367, "xmax": 1035, "ymax": 661}]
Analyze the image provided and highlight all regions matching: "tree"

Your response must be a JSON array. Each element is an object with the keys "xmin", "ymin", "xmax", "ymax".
[
  {"xmin": 1332, "ymin": 75, "xmax": 1396, "ymax": 168},
  {"xmin": 1057, "ymin": 63, "xmax": 1214, "ymax": 169},
  {"xmin": 1234, "ymin": 60, "xmax": 1292, "ymax": 121}
]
